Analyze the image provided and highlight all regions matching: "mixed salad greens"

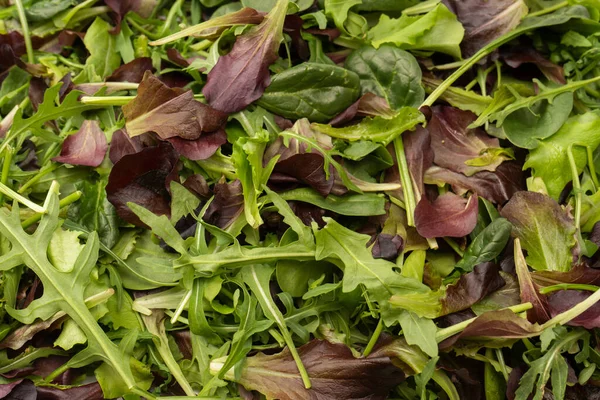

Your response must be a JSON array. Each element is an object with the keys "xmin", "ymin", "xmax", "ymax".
[{"xmin": 1, "ymin": 0, "xmax": 600, "ymax": 398}]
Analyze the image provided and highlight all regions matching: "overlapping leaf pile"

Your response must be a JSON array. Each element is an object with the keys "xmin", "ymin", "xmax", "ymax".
[{"xmin": 1, "ymin": 0, "xmax": 600, "ymax": 399}]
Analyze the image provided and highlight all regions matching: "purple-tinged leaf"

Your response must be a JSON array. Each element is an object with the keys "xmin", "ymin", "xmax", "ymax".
[
  {"xmin": 0, "ymin": 105, "xmax": 18, "ymax": 138},
  {"xmin": 106, "ymin": 143, "xmax": 179, "ymax": 226},
  {"xmin": 123, "ymin": 72, "xmax": 228, "ymax": 140},
  {"xmin": 500, "ymin": 191, "xmax": 577, "ymax": 272},
  {"xmin": 330, "ymin": 93, "xmax": 395, "ymax": 126},
  {"xmin": 439, "ymin": 309, "xmax": 541, "ymax": 350},
  {"xmin": 415, "ymin": 193, "xmax": 478, "ymax": 238},
  {"xmin": 548, "ymin": 290, "xmax": 600, "ymax": 329},
  {"xmin": 0, "ymin": 380, "xmax": 24, "ymax": 397},
  {"xmin": 166, "ymin": 129, "xmax": 227, "ymax": 161},
  {"xmin": 53, "ymin": 120, "xmax": 108, "ymax": 167},
  {"xmin": 428, "ymin": 106, "xmax": 512, "ymax": 176},
  {"xmin": 502, "ymin": 46, "xmax": 566, "ymax": 84},
  {"xmin": 272, "ymin": 153, "xmax": 334, "ymax": 197},
  {"xmin": 404, "ymin": 126, "xmax": 433, "ymax": 201},
  {"xmin": 29, "ymin": 78, "xmax": 47, "ymax": 112},
  {"xmin": 202, "ymin": 0, "xmax": 288, "ymax": 113},
  {"xmin": 105, "ymin": 0, "xmax": 157, "ymax": 33},
  {"xmin": 442, "ymin": 0, "xmax": 528, "ymax": 57},
  {"xmin": 107, "ymin": 57, "xmax": 154, "ymax": 83},
  {"xmin": 424, "ymin": 161, "xmax": 524, "ymax": 204},
  {"xmin": 441, "ymin": 263, "xmax": 506, "ymax": 315},
  {"xmin": 228, "ymin": 339, "xmax": 405, "ymax": 400},
  {"xmin": 204, "ymin": 179, "xmax": 244, "ymax": 229},
  {"xmin": 514, "ymin": 239, "xmax": 551, "ymax": 324},
  {"xmin": 532, "ymin": 263, "xmax": 600, "ymax": 287},
  {"xmin": 108, "ymin": 129, "xmax": 143, "ymax": 164},
  {"xmin": 37, "ymin": 382, "xmax": 105, "ymax": 400}
]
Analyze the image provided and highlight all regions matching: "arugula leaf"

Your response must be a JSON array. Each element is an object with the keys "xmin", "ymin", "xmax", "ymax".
[{"xmin": 398, "ymin": 311, "xmax": 438, "ymax": 357}]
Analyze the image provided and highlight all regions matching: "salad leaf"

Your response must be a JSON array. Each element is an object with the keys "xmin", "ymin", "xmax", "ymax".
[
  {"xmin": 53, "ymin": 120, "xmax": 108, "ymax": 167},
  {"xmin": 415, "ymin": 193, "xmax": 479, "ymax": 238}
]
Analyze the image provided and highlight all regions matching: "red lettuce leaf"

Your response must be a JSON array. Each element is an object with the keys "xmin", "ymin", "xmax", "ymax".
[
  {"xmin": 330, "ymin": 93, "xmax": 394, "ymax": 126},
  {"xmin": 532, "ymin": 263, "xmax": 600, "ymax": 287},
  {"xmin": 204, "ymin": 179, "xmax": 244, "ymax": 229},
  {"xmin": 202, "ymin": 0, "xmax": 288, "ymax": 113},
  {"xmin": 548, "ymin": 290, "xmax": 600, "ymax": 329},
  {"xmin": 53, "ymin": 120, "xmax": 108, "ymax": 167},
  {"xmin": 271, "ymin": 153, "xmax": 334, "ymax": 197},
  {"xmin": 108, "ymin": 129, "xmax": 144, "ymax": 164},
  {"xmin": 233, "ymin": 339, "xmax": 405, "ymax": 400},
  {"xmin": 105, "ymin": 0, "xmax": 156, "ymax": 33},
  {"xmin": 415, "ymin": 192, "xmax": 478, "ymax": 238},
  {"xmin": 404, "ymin": 126, "xmax": 434, "ymax": 201},
  {"xmin": 428, "ymin": 106, "xmax": 511, "ymax": 176},
  {"xmin": 123, "ymin": 72, "xmax": 228, "ymax": 140},
  {"xmin": 514, "ymin": 239, "xmax": 551, "ymax": 324},
  {"xmin": 442, "ymin": 0, "xmax": 527, "ymax": 58},
  {"xmin": 441, "ymin": 263, "xmax": 506, "ymax": 315},
  {"xmin": 166, "ymin": 129, "xmax": 227, "ymax": 161},
  {"xmin": 106, "ymin": 143, "xmax": 179, "ymax": 226},
  {"xmin": 439, "ymin": 309, "xmax": 541, "ymax": 350},
  {"xmin": 501, "ymin": 46, "xmax": 566, "ymax": 84},
  {"xmin": 424, "ymin": 161, "xmax": 524, "ymax": 204},
  {"xmin": 107, "ymin": 57, "xmax": 154, "ymax": 83}
]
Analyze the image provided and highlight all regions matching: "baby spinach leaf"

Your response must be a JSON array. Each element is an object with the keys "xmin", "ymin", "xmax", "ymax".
[
  {"xmin": 455, "ymin": 218, "xmax": 513, "ymax": 272},
  {"xmin": 345, "ymin": 45, "xmax": 424, "ymax": 110},
  {"xmin": 501, "ymin": 191, "xmax": 576, "ymax": 272},
  {"xmin": 368, "ymin": 3, "xmax": 465, "ymax": 58},
  {"xmin": 203, "ymin": 0, "xmax": 289, "ymax": 113},
  {"xmin": 258, "ymin": 63, "xmax": 361, "ymax": 122}
]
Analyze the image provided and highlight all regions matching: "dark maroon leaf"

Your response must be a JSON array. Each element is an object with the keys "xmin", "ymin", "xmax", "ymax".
[
  {"xmin": 441, "ymin": 263, "xmax": 506, "ymax": 315},
  {"xmin": 514, "ymin": 239, "xmax": 551, "ymax": 324},
  {"xmin": 438, "ymin": 356, "xmax": 485, "ymax": 400},
  {"xmin": 436, "ymin": 309, "xmax": 477, "ymax": 328},
  {"xmin": 439, "ymin": 309, "xmax": 541, "ymax": 350},
  {"xmin": 272, "ymin": 153, "xmax": 333, "ymax": 197},
  {"xmin": 283, "ymin": 15, "xmax": 309, "ymax": 61},
  {"xmin": 107, "ymin": 57, "xmax": 154, "ymax": 83},
  {"xmin": 502, "ymin": 46, "xmax": 565, "ymax": 84},
  {"xmin": 548, "ymin": 290, "xmax": 600, "ymax": 329},
  {"xmin": 428, "ymin": 106, "xmax": 510, "ymax": 176},
  {"xmin": 204, "ymin": 179, "xmax": 244, "ymax": 229},
  {"xmin": 0, "ymin": 380, "xmax": 23, "ymax": 398},
  {"xmin": 590, "ymin": 221, "xmax": 600, "ymax": 246},
  {"xmin": 414, "ymin": 192, "xmax": 478, "ymax": 238},
  {"xmin": 16, "ymin": 140, "xmax": 39, "ymax": 171},
  {"xmin": 289, "ymin": 201, "xmax": 326, "ymax": 227},
  {"xmin": 442, "ymin": 0, "xmax": 528, "ymax": 58},
  {"xmin": 234, "ymin": 339, "xmax": 405, "ymax": 400},
  {"xmin": 106, "ymin": 143, "xmax": 179, "ymax": 226},
  {"xmin": 183, "ymin": 174, "xmax": 211, "ymax": 199},
  {"xmin": 166, "ymin": 129, "xmax": 227, "ymax": 161},
  {"xmin": 109, "ymin": 129, "xmax": 143, "ymax": 164},
  {"xmin": 104, "ymin": 0, "xmax": 156, "ymax": 33},
  {"xmin": 166, "ymin": 48, "xmax": 190, "ymax": 67},
  {"xmin": 371, "ymin": 233, "xmax": 404, "ymax": 260},
  {"xmin": 37, "ymin": 382, "xmax": 104, "ymax": 400},
  {"xmin": 53, "ymin": 120, "xmax": 108, "ymax": 167},
  {"xmin": 3, "ymin": 379, "xmax": 36, "ymax": 400},
  {"xmin": 28, "ymin": 78, "xmax": 47, "ymax": 111},
  {"xmin": 305, "ymin": 28, "xmax": 341, "ymax": 41},
  {"xmin": 123, "ymin": 72, "xmax": 228, "ymax": 140},
  {"xmin": 424, "ymin": 161, "xmax": 524, "ymax": 204},
  {"xmin": 0, "ymin": 32, "xmax": 26, "ymax": 58},
  {"xmin": 202, "ymin": 0, "xmax": 288, "ymax": 113}
]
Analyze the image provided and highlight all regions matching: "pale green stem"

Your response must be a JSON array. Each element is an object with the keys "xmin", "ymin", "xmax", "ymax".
[
  {"xmin": 18, "ymin": 164, "xmax": 60, "ymax": 194},
  {"xmin": 170, "ymin": 289, "xmax": 192, "ymax": 325},
  {"xmin": 539, "ymin": 283, "xmax": 599, "ymax": 295},
  {"xmin": 587, "ymin": 146, "xmax": 600, "ymax": 189},
  {"xmin": 14, "ymin": 0, "xmax": 34, "ymax": 64},
  {"xmin": 443, "ymin": 238, "xmax": 464, "ymax": 257},
  {"xmin": 394, "ymin": 137, "xmax": 416, "ymax": 226},
  {"xmin": 160, "ymin": 0, "xmax": 185, "ymax": 36},
  {"xmin": 22, "ymin": 190, "xmax": 82, "ymax": 229},
  {"xmin": 0, "ymin": 146, "xmax": 15, "ymax": 205},
  {"xmin": 0, "ymin": 181, "xmax": 45, "ymax": 213},
  {"xmin": 363, "ymin": 319, "xmax": 384, "ymax": 357}
]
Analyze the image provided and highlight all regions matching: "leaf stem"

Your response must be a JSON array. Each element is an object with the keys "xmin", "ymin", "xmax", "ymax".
[
  {"xmin": 22, "ymin": 190, "xmax": 82, "ymax": 229},
  {"xmin": 18, "ymin": 164, "xmax": 60, "ymax": 194},
  {"xmin": 538, "ymin": 283, "xmax": 599, "ymax": 295},
  {"xmin": 443, "ymin": 238, "xmax": 464, "ymax": 257},
  {"xmin": 14, "ymin": 0, "xmax": 34, "ymax": 64},
  {"xmin": 160, "ymin": 0, "xmax": 185, "ymax": 36},
  {"xmin": 0, "ymin": 146, "xmax": 15, "ymax": 206},
  {"xmin": 587, "ymin": 146, "xmax": 600, "ymax": 189},
  {"xmin": 526, "ymin": 1, "xmax": 568, "ymax": 18},
  {"xmin": 363, "ymin": 319, "xmax": 383, "ymax": 357},
  {"xmin": 435, "ymin": 303, "xmax": 533, "ymax": 343},
  {"xmin": 394, "ymin": 136, "xmax": 416, "ymax": 226},
  {"xmin": 0, "ymin": 181, "xmax": 45, "ymax": 213}
]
